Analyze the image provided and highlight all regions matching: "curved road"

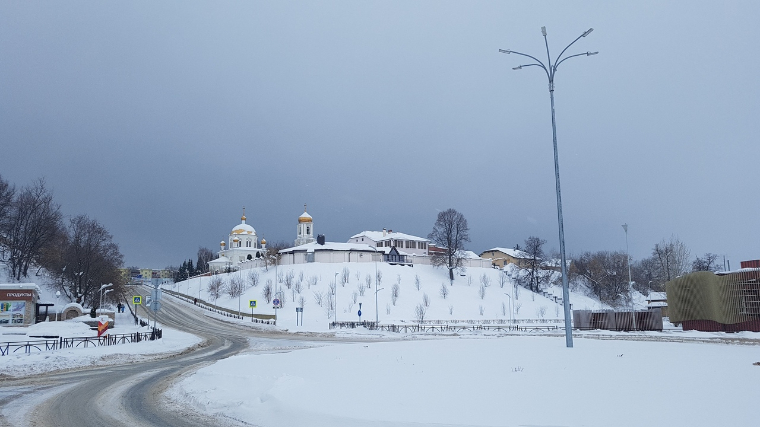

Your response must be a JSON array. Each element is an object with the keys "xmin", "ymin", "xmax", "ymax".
[{"xmin": 0, "ymin": 293, "xmax": 333, "ymax": 427}]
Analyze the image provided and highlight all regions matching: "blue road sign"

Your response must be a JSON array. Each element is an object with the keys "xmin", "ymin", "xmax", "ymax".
[
  {"xmin": 249, "ymin": 300, "xmax": 257, "ymax": 308},
  {"xmin": 358, "ymin": 310, "xmax": 362, "ymax": 317},
  {"xmin": 133, "ymin": 296, "xmax": 142, "ymax": 305},
  {"xmin": 272, "ymin": 298, "xmax": 280, "ymax": 307}
]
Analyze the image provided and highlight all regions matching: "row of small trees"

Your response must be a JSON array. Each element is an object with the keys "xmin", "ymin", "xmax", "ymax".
[{"xmin": 0, "ymin": 175, "xmax": 125, "ymax": 308}]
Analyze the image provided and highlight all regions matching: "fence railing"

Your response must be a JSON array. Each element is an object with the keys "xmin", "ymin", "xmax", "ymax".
[
  {"xmin": 0, "ymin": 328, "xmax": 163, "ymax": 357},
  {"xmin": 329, "ymin": 321, "xmax": 558, "ymax": 333},
  {"xmin": 160, "ymin": 288, "xmax": 275, "ymax": 324}
]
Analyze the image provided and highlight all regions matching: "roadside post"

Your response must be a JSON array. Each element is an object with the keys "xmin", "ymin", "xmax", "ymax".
[
  {"xmin": 273, "ymin": 297, "xmax": 281, "ymax": 326},
  {"xmin": 358, "ymin": 302, "xmax": 362, "ymax": 322},
  {"xmin": 249, "ymin": 300, "xmax": 257, "ymax": 322},
  {"xmin": 296, "ymin": 307, "xmax": 303, "ymax": 326},
  {"xmin": 132, "ymin": 295, "xmax": 142, "ymax": 325}
]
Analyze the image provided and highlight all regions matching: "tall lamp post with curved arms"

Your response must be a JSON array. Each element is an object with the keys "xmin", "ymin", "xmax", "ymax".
[{"xmin": 500, "ymin": 27, "xmax": 598, "ymax": 348}]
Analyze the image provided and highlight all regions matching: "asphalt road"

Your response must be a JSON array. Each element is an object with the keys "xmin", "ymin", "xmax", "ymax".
[{"xmin": 0, "ymin": 293, "xmax": 327, "ymax": 427}]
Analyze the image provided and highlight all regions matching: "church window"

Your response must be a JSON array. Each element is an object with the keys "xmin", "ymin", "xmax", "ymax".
[{"xmin": 306, "ymin": 226, "xmax": 310, "ymax": 235}]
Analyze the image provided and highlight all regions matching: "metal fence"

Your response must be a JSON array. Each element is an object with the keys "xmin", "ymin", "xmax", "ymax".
[
  {"xmin": 329, "ymin": 321, "xmax": 558, "ymax": 333},
  {"xmin": 0, "ymin": 328, "xmax": 162, "ymax": 357}
]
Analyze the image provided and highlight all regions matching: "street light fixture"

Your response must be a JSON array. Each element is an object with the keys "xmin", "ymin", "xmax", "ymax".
[
  {"xmin": 500, "ymin": 27, "xmax": 597, "ymax": 348},
  {"xmin": 55, "ymin": 290, "xmax": 61, "ymax": 321}
]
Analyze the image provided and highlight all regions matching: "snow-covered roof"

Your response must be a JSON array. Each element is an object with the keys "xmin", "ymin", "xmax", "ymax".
[
  {"xmin": 350, "ymin": 230, "xmax": 429, "ymax": 243},
  {"xmin": 208, "ymin": 256, "xmax": 231, "ymax": 265},
  {"xmin": 0, "ymin": 283, "xmax": 41, "ymax": 292},
  {"xmin": 461, "ymin": 250, "xmax": 485, "ymax": 260},
  {"xmin": 231, "ymin": 222, "xmax": 256, "ymax": 235},
  {"xmin": 482, "ymin": 248, "xmax": 532, "ymax": 259},
  {"xmin": 281, "ymin": 242, "xmax": 380, "ymax": 253},
  {"xmin": 646, "ymin": 292, "xmax": 667, "ymax": 302}
]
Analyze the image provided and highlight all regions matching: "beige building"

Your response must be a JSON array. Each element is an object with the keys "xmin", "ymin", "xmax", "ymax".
[{"xmin": 479, "ymin": 248, "xmax": 532, "ymax": 269}]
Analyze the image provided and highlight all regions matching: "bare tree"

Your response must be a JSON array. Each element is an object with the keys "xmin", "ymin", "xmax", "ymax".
[
  {"xmin": 439, "ymin": 282, "xmax": 449, "ymax": 299},
  {"xmin": 652, "ymin": 236, "xmax": 690, "ymax": 285},
  {"xmin": 480, "ymin": 273, "xmax": 491, "ymax": 288},
  {"xmin": 208, "ymin": 276, "xmax": 224, "ymax": 301},
  {"xmin": 294, "ymin": 280, "xmax": 303, "ymax": 295},
  {"xmin": 341, "ymin": 267, "xmax": 350, "ymax": 287},
  {"xmin": 520, "ymin": 236, "xmax": 549, "ymax": 293},
  {"xmin": 448, "ymin": 304, "xmax": 454, "ymax": 315},
  {"xmin": 307, "ymin": 275, "xmax": 318, "ymax": 289},
  {"xmin": 514, "ymin": 301, "xmax": 522, "ymax": 315},
  {"xmin": 391, "ymin": 283, "xmax": 400, "ymax": 306},
  {"xmin": 692, "ymin": 253, "xmax": 721, "ymax": 272},
  {"xmin": 227, "ymin": 275, "xmax": 244, "ymax": 298},
  {"xmin": 313, "ymin": 290, "xmax": 324, "ymax": 307},
  {"xmin": 357, "ymin": 282, "xmax": 366, "ymax": 296},
  {"xmin": 376, "ymin": 270, "xmax": 383, "ymax": 287},
  {"xmin": 196, "ymin": 247, "xmax": 214, "ymax": 274},
  {"xmin": 537, "ymin": 306, "xmax": 547, "ymax": 318},
  {"xmin": 284, "ymin": 270, "xmax": 295, "ymax": 289},
  {"xmin": 414, "ymin": 274, "xmax": 421, "ymax": 291},
  {"xmin": 262, "ymin": 279, "xmax": 273, "ymax": 303},
  {"xmin": 414, "ymin": 303, "xmax": 427, "ymax": 323},
  {"xmin": 365, "ymin": 274, "xmax": 372, "ymax": 289},
  {"xmin": 2, "ymin": 179, "xmax": 63, "ymax": 281},
  {"xmin": 569, "ymin": 251, "xmax": 630, "ymax": 307},
  {"xmin": 478, "ymin": 283, "xmax": 486, "ymax": 300},
  {"xmin": 263, "ymin": 240, "xmax": 288, "ymax": 271},
  {"xmin": 428, "ymin": 208, "xmax": 471, "ymax": 282},
  {"xmin": 499, "ymin": 272, "xmax": 508, "ymax": 288},
  {"xmin": 0, "ymin": 174, "xmax": 14, "ymax": 229},
  {"xmin": 49, "ymin": 214, "xmax": 123, "ymax": 307},
  {"xmin": 298, "ymin": 295, "xmax": 306, "ymax": 308},
  {"xmin": 248, "ymin": 270, "xmax": 260, "ymax": 288},
  {"xmin": 422, "ymin": 292, "xmax": 430, "ymax": 307}
]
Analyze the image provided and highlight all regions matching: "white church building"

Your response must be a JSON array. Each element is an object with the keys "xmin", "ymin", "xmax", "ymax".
[{"xmin": 208, "ymin": 208, "xmax": 267, "ymax": 273}]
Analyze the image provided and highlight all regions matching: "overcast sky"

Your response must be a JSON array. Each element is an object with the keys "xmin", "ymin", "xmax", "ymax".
[{"xmin": 2, "ymin": 1, "xmax": 758, "ymax": 269}]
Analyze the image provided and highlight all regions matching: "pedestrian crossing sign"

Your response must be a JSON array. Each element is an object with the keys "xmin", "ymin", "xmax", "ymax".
[
  {"xmin": 249, "ymin": 300, "xmax": 257, "ymax": 308},
  {"xmin": 133, "ymin": 296, "xmax": 142, "ymax": 305}
]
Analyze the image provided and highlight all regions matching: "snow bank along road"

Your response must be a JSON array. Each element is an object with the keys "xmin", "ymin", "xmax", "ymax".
[{"xmin": 0, "ymin": 294, "xmax": 347, "ymax": 427}]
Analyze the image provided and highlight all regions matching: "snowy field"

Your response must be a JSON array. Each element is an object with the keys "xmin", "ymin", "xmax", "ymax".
[
  {"xmin": 170, "ymin": 263, "xmax": 620, "ymax": 332},
  {"xmin": 171, "ymin": 335, "xmax": 760, "ymax": 427},
  {"xmin": 0, "ymin": 311, "xmax": 201, "ymax": 378}
]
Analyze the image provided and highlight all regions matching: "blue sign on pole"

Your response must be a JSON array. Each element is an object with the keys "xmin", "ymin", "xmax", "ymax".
[{"xmin": 358, "ymin": 310, "xmax": 362, "ymax": 317}]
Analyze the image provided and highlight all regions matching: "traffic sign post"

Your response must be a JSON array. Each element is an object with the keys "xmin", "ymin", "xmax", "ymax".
[
  {"xmin": 249, "ymin": 300, "xmax": 257, "ymax": 322},
  {"xmin": 295, "ymin": 307, "xmax": 303, "ymax": 326},
  {"xmin": 133, "ymin": 296, "xmax": 142, "ymax": 305}
]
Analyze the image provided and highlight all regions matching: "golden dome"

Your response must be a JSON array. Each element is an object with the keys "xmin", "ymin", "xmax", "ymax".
[
  {"xmin": 241, "ymin": 215, "xmax": 247, "ymax": 221},
  {"xmin": 261, "ymin": 238, "xmax": 267, "ymax": 245},
  {"xmin": 221, "ymin": 241, "xmax": 226, "ymax": 246},
  {"xmin": 233, "ymin": 237, "xmax": 239, "ymax": 242}
]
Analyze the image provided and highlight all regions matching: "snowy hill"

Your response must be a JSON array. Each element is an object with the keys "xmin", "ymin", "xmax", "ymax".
[{"xmin": 169, "ymin": 262, "xmax": 612, "ymax": 331}]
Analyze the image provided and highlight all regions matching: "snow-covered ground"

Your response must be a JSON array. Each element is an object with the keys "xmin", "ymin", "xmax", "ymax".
[
  {"xmin": 170, "ymin": 263, "xmax": 616, "ymax": 332},
  {"xmin": 171, "ymin": 335, "xmax": 760, "ymax": 427},
  {"xmin": 0, "ymin": 311, "xmax": 201, "ymax": 378}
]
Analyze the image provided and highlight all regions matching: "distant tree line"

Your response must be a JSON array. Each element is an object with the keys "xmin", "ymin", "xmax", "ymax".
[{"xmin": 0, "ymin": 174, "xmax": 125, "ymax": 308}]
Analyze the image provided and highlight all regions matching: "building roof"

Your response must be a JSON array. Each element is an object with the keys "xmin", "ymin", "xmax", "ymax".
[
  {"xmin": 231, "ymin": 222, "xmax": 256, "ymax": 235},
  {"xmin": 281, "ymin": 241, "xmax": 381, "ymax": 254},
  {"xmin": 482, "ymin": 248, "xmax": 532, "ymax": 259},
  {"xmin": 350, "ymin": 230, "xmax": 429, "ymax": 242},
  {"xmin": 208, "ymin": 256, "xmax": 231, "ymax": 265},
  {"xmin": 0, "ymin": 283, "xmax": 41, "ymax": 292},
  {"xmin": 646, "ymin": 292, "xmax": 667, "ymax": 302}
]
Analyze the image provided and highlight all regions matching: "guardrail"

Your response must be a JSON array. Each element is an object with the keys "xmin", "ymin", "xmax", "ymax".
[
  {"xmin": 160, "ymin": 288, "xmax": 276, "ymax": 324},
  {"xmin": 329, "ymin": 321, "xmax": 559, "ymax": 333},
  {"xmin": 0, "ymin": 329, "xmax": 163, "ymax": 356}
]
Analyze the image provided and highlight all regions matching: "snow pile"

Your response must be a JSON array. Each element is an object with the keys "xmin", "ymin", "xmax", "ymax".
[{"xmin": 171, "ymin": 336, "xmax": 760, "ymax": 427}]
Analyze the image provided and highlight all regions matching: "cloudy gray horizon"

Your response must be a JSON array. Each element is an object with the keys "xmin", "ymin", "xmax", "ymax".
[{"xmin": 2, "ymin": 1, "xmax": 758, "ymax": 270}]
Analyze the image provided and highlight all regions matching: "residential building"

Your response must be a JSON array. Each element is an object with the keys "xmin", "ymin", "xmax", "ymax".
[{"xmin": 348, "ymin": 229, "xmax": 430, "ymax": 256}]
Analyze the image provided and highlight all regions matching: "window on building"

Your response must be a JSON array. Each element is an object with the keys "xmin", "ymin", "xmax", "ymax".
[
  {"xmin": 306, "ymin": 226, "xmax": 310, "ymax": 235},
  {"xmin": 419, "ymin": 242, "xmax": 427, "ymax": 250}
]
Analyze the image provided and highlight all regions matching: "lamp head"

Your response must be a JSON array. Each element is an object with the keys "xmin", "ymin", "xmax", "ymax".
[
  {"xmin": 587, "ymin": 51, "xmax": 599, "ymax": 56},
  {"xmin": 541, "ymin": 26, "xmax": 547, "ymax": 36},
  {"xmin": 512, "ymin": 65, "xmax": 523, "ymax": 70},
  {"xmin": 499, "ymin": 49, "xmax": 511, "ymax": 54},
  {"xmin": 582, "ymin": 28, "xmax": 594, "ymax": 37}
]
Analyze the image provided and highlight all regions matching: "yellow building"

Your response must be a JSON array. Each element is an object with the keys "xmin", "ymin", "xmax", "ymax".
[{"xmin": 479, "ymin": 248, "xmax": 532, "ymax": 269}]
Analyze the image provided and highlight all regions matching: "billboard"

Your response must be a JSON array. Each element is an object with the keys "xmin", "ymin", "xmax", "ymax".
[{"xmin": 0, "ymin": 301, "xmax": 26, "ymax": 325}]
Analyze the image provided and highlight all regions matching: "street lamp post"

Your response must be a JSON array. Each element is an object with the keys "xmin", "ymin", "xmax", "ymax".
[
  {"xmin": 623, "ymin": 224, "xmax": 637, "ymax": 331},
  {"xmin": 99, "ymin": 283, "xmax": 113, "ymax": 314},
  {"xmin": 334, "ymin": 272, "xmax": 339, "ymax": 325},
  {"xmin": 55, "ymin": 291, "xmax": 61, "ymax": 321},
  {"xmin": 500, "ymin": 27, "xmax": 597, "ymax": 348},
  {"xmin": 503, "ymin": 292, "xmax": 513, "ymax": 324},
  {"xmin": 375, "ymin": 287, "xmax": 384, "ymax": 324}
]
